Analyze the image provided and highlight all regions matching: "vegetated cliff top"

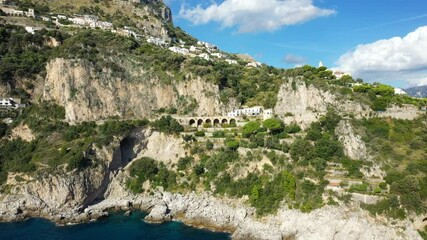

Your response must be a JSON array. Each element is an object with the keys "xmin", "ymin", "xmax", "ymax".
[{"xmin": 18, "ymin": 0, "xmax": 173, "ymax": 33}]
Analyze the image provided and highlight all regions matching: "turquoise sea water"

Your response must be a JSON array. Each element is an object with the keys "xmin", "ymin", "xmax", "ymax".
[{"xmin": 0, "ymin": 212, "xmax": 230, "ymax": 240}]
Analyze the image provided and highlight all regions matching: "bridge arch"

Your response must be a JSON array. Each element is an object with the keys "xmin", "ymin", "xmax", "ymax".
[
  {"xmin": 221, "ymin": 119, "xmax": 228, "ymax": 124},
  {"xmin": 213, "ymin": 119, "xmax": 220, "ymax": 126},
  {"xmin": 197, "ymin": 119, "xmax": 204, "ymax": 126},
  {"xmin": 230, "ymin": 118, "xmax": 236, "ymax": 126},
  {"xmin": 189, "ymin": 119, "xmax": 196, "ymax": 127}
]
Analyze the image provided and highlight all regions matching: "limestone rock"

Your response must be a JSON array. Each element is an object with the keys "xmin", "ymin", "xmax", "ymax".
[
  {"xmin": 43, "ymin": 58, "xmax": 231, "ymax": 123},
  {"xmin": 335, "ymin": 120, "xmax": 368, "ymax": 161},
  {"xmin": 144, "ymin": 204, "xmax": 171, "ymax": 223}
]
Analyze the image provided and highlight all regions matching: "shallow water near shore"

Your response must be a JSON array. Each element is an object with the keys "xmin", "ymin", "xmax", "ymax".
[{"xmin": 0, "ymin": 211, "xmax": 231, "ymax": 240}]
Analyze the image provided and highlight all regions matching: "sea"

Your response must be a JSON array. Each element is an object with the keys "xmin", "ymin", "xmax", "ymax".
[{"xmin": 0, "ymin": 211, "xmax": 231, "ymax": 240}]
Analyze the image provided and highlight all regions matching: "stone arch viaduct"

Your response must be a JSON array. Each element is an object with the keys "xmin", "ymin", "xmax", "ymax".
[{"xmin": 175, "ymin": 116, "xmax": 237, "ymax": 127}]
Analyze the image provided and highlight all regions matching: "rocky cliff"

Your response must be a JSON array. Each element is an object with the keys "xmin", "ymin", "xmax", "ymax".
[
  {"xmin": 0, "ymin": 127, "xmax": 422, "ymax": 240},
  {"xmin": 274, "ymin": 80, "xmax": 371, "ymax": 129},
  {"xmin": 92, "ymin": 168, "xmax": 421, "ymax": 240},
  {"xmin": 43, "ymin": 58, "xmax": 230, "ymax": 123}
]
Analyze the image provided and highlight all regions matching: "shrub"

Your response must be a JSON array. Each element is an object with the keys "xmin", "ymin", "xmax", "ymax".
[
  {"xmin": 263, "ymin": 118, "xmax": 284, "ymax": 134},
  {"xmin": 285, "ymin": 123, "xmax": 301, "ymax": 134},
  {"xmin": 194, "ymin": 131, "xmax": 205, "ymax": 137},
  {"xmin": 212, "ymin": 131, "xmax": 226, "ymax": 138},
  {"xmin": 225, "ymin": 140, "xmax": 240, "ymax": 151},
  {"xmin": 151, "ymin": 115, "xmax": 184, "ymax": 134},
  {"xmin": 177, "ymin": 156, "xmax": 194, "ymax": 171},
  {"xmin": 242, "ymin": 121, "xmax": 261, "ymax": 137}
]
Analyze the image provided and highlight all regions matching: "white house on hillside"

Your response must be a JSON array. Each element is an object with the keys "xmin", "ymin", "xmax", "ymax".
[
  {"xmin": 189, "ymin": 46, "xmax": 202, "ymax": 53},
  {"xmin": 147, "ymin": 36, "xmax": 167, "ymax": 46},
  {"xmin": 263, "ymin": 109, "xmax": 274, "ymax": 120},
  {"xmin": 225, "ymin": 59, "xmax": 238, "ymax": 65},
  {"xmin": 198, "ymin": 53, "xmax": 210, "ymax": 61},
  {"xmin": 246, "ymin": 62, "xmax": 262, "ymax": 68},
  {"xmin": 1, "ymin": 7, "xmax": 34, "ymax": 17},
  {"xmin": 169, "ymin": 46, "xmax": 189, "ymax": 55},
  {"xmin": 228, "ymin": 106, "xmax": 263, "ymax": 117},
  {"xmin": 0, "ymin": 98, "xmax": 25, "ymax": 109}
]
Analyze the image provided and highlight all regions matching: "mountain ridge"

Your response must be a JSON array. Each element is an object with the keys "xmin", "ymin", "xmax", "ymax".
[{"xmin": 405, "ymin": 85, "xmax": 427, "ymax": 98}]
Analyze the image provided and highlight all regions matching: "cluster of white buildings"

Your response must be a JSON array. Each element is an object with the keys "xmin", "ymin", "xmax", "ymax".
[
  {"xmin": 147, "ymin": 36, "xmax": 167, "ymax": 46},
  {"xmin": 227, "ymin": 106, "xmax": 273, "ymax": 120},
  {"xmin": 0, "ymin": 6, "xmax": 35, "ymax": 18},
  {"xmin": 165, "ymin": 40, "xmax": 263, "ymax": 67},
  {"xmin": 0, "ymin": 98, "xmax": 25, "ymax": 109},
  {"xmin": 50, "ymin": 14, "xmax": 114, "ymax": 30}
]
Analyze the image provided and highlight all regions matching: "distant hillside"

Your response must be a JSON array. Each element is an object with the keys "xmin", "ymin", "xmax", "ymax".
[{"xmin": 405, "ymin": 85, "xmax": 427, "ymax": 98}]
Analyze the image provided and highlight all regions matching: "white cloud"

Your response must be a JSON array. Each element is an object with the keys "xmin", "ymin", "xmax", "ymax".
[
  {"xmin": 337, "ymin": 26, "xmax": 427, "ymax": 86},
  {"xmin": 284, "ymin": 54, "xmax": 305, "ymax": 65},
  {"xmin": 179, "ymin": 0, "xmax": 335, "ymax": 33}
]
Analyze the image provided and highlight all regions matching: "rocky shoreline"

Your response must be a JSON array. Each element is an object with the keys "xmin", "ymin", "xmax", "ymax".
[{"xmin": 0, "ymin": 171, "xmax": 422, "ymax": 240}]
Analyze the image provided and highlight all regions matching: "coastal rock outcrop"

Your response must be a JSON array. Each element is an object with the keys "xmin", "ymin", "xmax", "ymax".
[{"xmin": 88, "ymin": 170, "xmax": 421, "ymax": 240}]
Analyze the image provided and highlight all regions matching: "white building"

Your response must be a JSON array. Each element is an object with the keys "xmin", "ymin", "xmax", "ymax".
[
  {"xmin": 147, "ymin": 36, "xmax": 167, "ymax": 46},
  {"xmin": 198, "ymin": 53, "xmax": 210, "ymax": 61},
  {"xmin": 1, "ymin": 7, "xmax": 24, "ymax": 16},
  {"xmin": 204, "ymin": 42, "xmax": 217, "ymax": 51},
  {"xmin": 41, "ymin": 16, "xmax": 51, "ymax": 22},
  {"xmin": 98, "ymin": 21, "xmax": 113, "ymax": 29},
  {"xmin": 197, "ymin": 41, "xmax": 218, "ymax": 51},
  {"xmin": 57, "ymin": 15, "xmax": 67, "ymax": 20},
  {"xmin": 24, "ymin": 26, "xmax": 35, "ymax": 34},
  {"xmin": 189, "ymin": 45, "xmax": 202, "ymax": 53},
  {"xmin": 211, "ymin": 53, "xmax": 225, "ymax": 58},
  {"xmin": 246, "ymin": 62, "xmax": 262, "ymax": 68},
  {"xmin": 225, "ymin": 59, "xmax": 238, "ymax": 65},
  {"xmin": 394, "ymin": 88, "xmax": 407, "ymax": 95},
  {"xmin": 169, "ymin": 46, "xmax": 189, "ymax": 55},
  {"xmin": 69, "ymin": 16, "xmax": 86, "ymax": 25},
  {"xmin": 263, "ymin": 109, "xmax": 274, "ymax": 120},
  {"xmin": 228, "ymin": 106, "xmax": 264, "ymax": 117},
  {"xmin": 332, "ymin": 70, "xmax": 351, "ymax": 79},
  {"xmin": 0, "ymin": 98, "xmax": 24, "ymax": 109}
]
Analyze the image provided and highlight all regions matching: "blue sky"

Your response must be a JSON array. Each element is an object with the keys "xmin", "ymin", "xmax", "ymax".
[{"xmin": 166, "ymin": 0, "xmax": 427, "ymax": 88}]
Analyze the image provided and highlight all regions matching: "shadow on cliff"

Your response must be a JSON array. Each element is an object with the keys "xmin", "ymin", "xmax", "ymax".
[{"xmin": 85, "ymin": 128, "xmax": 147, "ymax": 208}]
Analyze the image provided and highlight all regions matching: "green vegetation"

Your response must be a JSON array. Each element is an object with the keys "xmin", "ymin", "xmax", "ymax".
[
  {"xmin": 353, "ymin": 83, "xmax": 427, "ymax": 110},
  {"xmin": 0, "ymin": 101, "xmax": 149, "ymax": 184},
  {"xmin": 126, "ymin": 157, "xmax": 177, "ymax": 193},
  {"xmin": 151, "ymin": 115, "xmax": 184, "ymax": 134},
  {"xmin": 0, "ymin": 24, "xmax": 68, "ymax": 97},
  {"xmin": 353, "ymin": 117, "xmax": 427, "ymax": 215}
]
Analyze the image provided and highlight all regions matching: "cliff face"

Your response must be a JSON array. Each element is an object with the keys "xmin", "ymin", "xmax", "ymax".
[
  {"xmin": 274, "ymin": 80, "xmax": 372, "ymax": 129},
  {"xmin": 0, "ymin": 127, "xmax": 421, "ymax": 240},
  {"xmin": 43, "ymin": 58, "xmax": 229, "ymax": 123}
]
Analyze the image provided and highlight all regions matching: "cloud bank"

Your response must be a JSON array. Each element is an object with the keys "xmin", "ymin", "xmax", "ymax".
[
  {"xmin": 337, "ymin": 26, "xmax": 427, "ymax": 86},
  {"xmin": 179, "ymin": 0, "xmax": 335, "ymax": 33}
]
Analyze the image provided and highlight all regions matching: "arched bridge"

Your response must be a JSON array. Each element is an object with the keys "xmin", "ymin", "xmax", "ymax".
[{"xmin": 174, "ymin": 116, "xmax": 237, "ymax": 127}]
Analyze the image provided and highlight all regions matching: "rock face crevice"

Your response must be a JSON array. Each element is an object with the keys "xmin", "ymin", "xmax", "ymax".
[{"xmin": 43, "ymin": 58, "xmax": 231, "ymax": 123}]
